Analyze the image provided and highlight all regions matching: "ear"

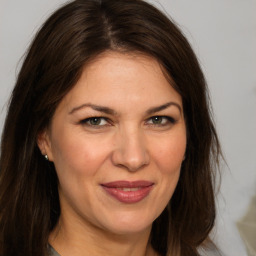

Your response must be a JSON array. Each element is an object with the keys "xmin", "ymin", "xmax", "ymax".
[{"xmin": 37, "ymin": 129, "xmax": 54, "ymax": 161}]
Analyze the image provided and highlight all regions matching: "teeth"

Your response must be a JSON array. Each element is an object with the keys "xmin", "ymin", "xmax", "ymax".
[{"xmin": 117, "ymin": 187, "xmax": 141, "ymax": 191}]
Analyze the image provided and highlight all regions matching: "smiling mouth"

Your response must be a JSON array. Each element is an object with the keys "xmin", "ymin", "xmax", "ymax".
[
  {"xmin": 101, "ymin": 180, "xmax": 154, "ymax": 204},
  {"xmin": 116, "ymin": 187, "xmax": 142, "ymax": 191}
]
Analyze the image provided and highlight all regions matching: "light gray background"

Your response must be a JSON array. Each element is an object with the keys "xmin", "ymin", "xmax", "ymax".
[{"xmin": 0, "ymin": 0, "xmax": 255, "ymax": 255}]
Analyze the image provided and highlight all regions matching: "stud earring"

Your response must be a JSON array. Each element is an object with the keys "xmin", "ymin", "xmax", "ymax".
[{"xmin": 44, "ymin": 154, "xmax": 49, "ymax": 161}]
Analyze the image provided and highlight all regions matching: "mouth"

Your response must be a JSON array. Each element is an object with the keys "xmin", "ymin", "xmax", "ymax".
[{"xmin": 101, "ymin": 180, "xmax": 154, "ymax": 204}]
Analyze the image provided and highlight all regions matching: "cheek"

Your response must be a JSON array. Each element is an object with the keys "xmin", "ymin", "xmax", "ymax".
[
  {"xmin": 154, "ymin": 134, "xmax": 186, "ymax": 204},
  {"xmin": 50, "ymin": 130, "xmax": 112, "ymax": 178},
  {"xmin": 152, "ymin": 133, "xmax": 186, "ymax": 174}
]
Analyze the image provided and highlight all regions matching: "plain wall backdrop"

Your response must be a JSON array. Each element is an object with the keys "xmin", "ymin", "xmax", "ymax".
[{"xmin": 0, "ymin": 0, "xmax": 255, "ymax": 255}]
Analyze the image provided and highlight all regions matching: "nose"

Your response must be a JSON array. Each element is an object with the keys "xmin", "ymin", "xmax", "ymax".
[{"xmin": 111, "ymin": 127, "xmax": 150, "ymax": 172}]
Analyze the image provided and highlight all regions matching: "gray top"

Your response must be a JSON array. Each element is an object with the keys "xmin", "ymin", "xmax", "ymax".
[
  {"xmin": 47, "ymin": 244, "xmax": 220, "ymax": 256},
  {"xmin": 48, "ymin": 245, "xmax": 61, "ymax": 256}
]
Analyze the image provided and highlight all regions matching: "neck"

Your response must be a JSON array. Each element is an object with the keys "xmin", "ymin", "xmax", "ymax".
[{"xmin": 49, "ymin": 215, "xmax": 157, "ymax": 256}]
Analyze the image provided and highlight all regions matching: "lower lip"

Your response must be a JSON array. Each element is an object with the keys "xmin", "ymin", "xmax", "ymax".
[{"xmin": 102, "ymin": 186, "xmax": 153, "ymax": 204}]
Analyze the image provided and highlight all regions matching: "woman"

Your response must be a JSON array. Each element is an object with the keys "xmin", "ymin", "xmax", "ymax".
[{"xmin": 0, "ymin": 0, "xmax": 221, "ymax": 255}]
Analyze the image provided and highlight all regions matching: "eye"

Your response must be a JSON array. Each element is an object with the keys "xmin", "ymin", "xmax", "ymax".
[
  {"xmin": 146, "ymin": 116, "xmax": 176, "ymax": 126},
  {"xmin": 81, "ymin": 117, "xmax": 109, "ymax": 126}
]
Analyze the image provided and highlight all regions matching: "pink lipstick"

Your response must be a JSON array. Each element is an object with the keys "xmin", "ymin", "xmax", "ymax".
[{"xmin": 101, "ymin": 180, "xmax": 154, "ymax": 203}]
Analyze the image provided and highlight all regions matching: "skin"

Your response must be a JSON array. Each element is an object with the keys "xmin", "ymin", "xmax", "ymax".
[{"xmin": 38, "ymin": 51, "xmax": 187, "ymax": 256}]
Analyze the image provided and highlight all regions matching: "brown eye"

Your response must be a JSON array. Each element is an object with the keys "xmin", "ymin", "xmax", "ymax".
[
  {"xmin": 81, "ymin": 117, "xmax": 108, "ymax": 126},
  {"xmin": 152, "ymin": 116, "xmax": 163, "ymax": 124},
  {"xmin": 146, "ymin": 116, "xmax": 176, "ymax": 126},
  {"xmin": 89, "ymin": 118, "xmax": 102, "ymax": 125}
]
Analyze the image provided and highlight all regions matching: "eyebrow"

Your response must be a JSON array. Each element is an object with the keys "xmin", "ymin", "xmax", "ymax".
[
  {"xmin": 69, "ymin": 102, "xmax": 182, "ymax": 115},
  {"xmin": 69, "ymin": 103, "xmax": 118, "ymax": 115},
  {"xmin": 146, "ymin": 102, "xmax": 182, "ymax": 115}
]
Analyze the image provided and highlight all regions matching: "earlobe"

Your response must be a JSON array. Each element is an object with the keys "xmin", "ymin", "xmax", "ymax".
[{"xmin": 37, "ymin": 130, "xmax": 53, "ymax": 161}]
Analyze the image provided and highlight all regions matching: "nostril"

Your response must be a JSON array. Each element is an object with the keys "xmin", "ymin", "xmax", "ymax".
[
  {"xmin": 111, "ymin": 144, "xmax": 149, "ymax": 172},
  {"xmin": 110, "ymin": 129, "xmax": 150, "ymax": 171}
]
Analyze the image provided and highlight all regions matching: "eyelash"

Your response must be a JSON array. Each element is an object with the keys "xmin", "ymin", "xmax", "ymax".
[
  {"xmin": 79, "ymin": 116, "xmax": 177, "ymax": 128},
  {"xmin": 146, "ymin": 116, "xmax": 176, "ymax": 126},
  {"xmin": 80, "ymin": 117, "xmax": 110, "ymax": 127}
]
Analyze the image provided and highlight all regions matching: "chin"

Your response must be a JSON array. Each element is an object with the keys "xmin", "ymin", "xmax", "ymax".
[
  {"xmin": 97, "ymin": 211, "xmax": 155, "ymax": 236},
  {"xmin": 106, "ymin": 223, "xmax": 152, "ymax": 236}
]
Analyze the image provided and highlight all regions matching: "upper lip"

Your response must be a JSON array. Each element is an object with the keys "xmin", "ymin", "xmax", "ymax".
[{"xmin": 101, "ymin": 180, "xmax": 154, "ymax": 188}]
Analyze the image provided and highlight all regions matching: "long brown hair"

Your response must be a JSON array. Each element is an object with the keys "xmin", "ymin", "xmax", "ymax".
[{"xmin": 0, "ymin": 0, "xmax": 221, "ymax": 255}]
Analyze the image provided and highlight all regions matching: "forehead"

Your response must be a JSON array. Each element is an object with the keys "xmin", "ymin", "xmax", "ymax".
[{"xmin": 56, "ymin": 51, "xmax": 182, "ymax": 114}]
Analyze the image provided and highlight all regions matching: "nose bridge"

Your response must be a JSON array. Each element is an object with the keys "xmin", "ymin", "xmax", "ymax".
[{"xmin": 112, "ymin": 124, "xmax": 149, "ymax": 171}]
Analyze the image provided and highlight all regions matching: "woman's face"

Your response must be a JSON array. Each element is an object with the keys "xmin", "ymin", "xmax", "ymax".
[{"xmin": 40, "ymin": 51, "xmax": 186, "ymax": 236}]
